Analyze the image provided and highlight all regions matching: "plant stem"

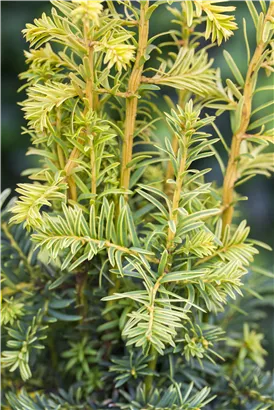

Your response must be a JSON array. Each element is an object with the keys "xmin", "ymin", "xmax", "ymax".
[
  {"xmin": 165, "ymin": 2, "xmax": 190, "ymax": 195},
  {"xmin": 44, "ymin": 234, "xmax": 157, "ymax": 263},
  {"xmin": 120, "ymin": 1, "xmax": 149, "ymax": 192},
  {"xmin": 165, "ymin": 90, "xmax": 188, "ymax": 196},
  {"xmin": 165, "ymin": 134, "xmax": 178, "ymax": 188},
  {"xmin": 75, "ymin": 18, "xmax": 96, "ymax": 324},
  {"xmin": 221, "ymin": 135, "xmax": 241, "ymax": 229},
  {"xmin": 144, "ymin": 273, "xmax": 166, "ymax": 395},
  {"xmin": 48, "ymin": 330, "xmax": 58, "ymax": 369},
  {"xmin": 222, "ymin": 2, "xmax": 274, "ymax": 231},
  {"xmin": 167, "ymin": 139, "xmax": 187, "ymax": 249},
  {"xmin": 144, "ymin": 347, "xmax": 158, "ymax": 395},
  {"xmin": 56, "ymin": 107, "xmax": 65, "ymax": 170},
  {"xmin": 64, "ymin": 18, "xmax": 96, "ymax": 202},
  {"xmin": 145, "ymin": 136, "xmax": 187, "ymax": 394},
  {"xmin": 90, "ymin": 137, "xmax": 96, "ymax": 196},
  {"xmin": 56, "ymin": 106, "xmax": 77, "ymax": 201},
  {"xmin": 76, "ymin": 270, "xmax": 88, "ymax": 323},
  {"xmin": 106, "ymin": 0, "xmax": 150, "ymax": 322},
  {"xmin": 85, "ymin": 46, "xmax": 97, "ymax": 198}
]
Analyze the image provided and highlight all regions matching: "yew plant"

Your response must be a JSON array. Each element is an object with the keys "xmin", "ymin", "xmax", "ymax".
[{"xmin": 1, "ymin": 1, "xmax": 274, "ymax": 409}]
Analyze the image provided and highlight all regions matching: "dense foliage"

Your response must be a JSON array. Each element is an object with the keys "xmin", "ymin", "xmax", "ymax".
[{"xmin": 1, "ymin": 1, "xmax": 274, "ymax": 409}]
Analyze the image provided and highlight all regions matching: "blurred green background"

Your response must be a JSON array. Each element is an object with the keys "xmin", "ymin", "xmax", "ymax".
[{"xmin": 1, "ymin": 0, "xmax": 273, "ymax": 318}]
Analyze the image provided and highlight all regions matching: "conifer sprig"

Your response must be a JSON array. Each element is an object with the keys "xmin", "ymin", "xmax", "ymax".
[
  {"xmin": 222, "ymin": 0, "xmax": 274, "ymax": 229},
  {"xmin": 2, "ymin": 1, "xmax": 274, "ymax": 409}
]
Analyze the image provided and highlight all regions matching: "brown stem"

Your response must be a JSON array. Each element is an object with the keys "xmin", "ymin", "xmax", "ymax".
[
  {"xmin": 120, "ymin": 1, "xmax": 149, "ymax": 192},
  {"xmin": 221, "ymin": 135, "xmax": 241, "ymax": 229},
  {"xmin": 95, "ymin": 88, "xmax": 133, "ymax": 98},
  {"xmin": 65, "ymin": 156, "xmax": 78, "ymax": 201},
  {"xmin": 106, "ymin": 1, "xmax": 150, "ymax": 319},
  {"xmin": 222, "ymin": 2, "xmax": 274, "ymax": 231}
]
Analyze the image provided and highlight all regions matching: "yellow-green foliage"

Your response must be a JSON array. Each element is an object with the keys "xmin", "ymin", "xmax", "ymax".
[{"xmin": 1, "ymin": 1, "xmax": 274, "ymax": 409}]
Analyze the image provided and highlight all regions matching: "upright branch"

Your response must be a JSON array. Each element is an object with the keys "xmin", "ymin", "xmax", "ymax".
[
  {"xmin": 145, "ymin": 102, "xmax": 210, "ymax": 393},
  {"xmin": 165, "ymin": 2, "xmax": 191, "ymax": 190},
  {"xmin": 120, "ymin": 1, "xmax": 149, "ymax": 192},
  {"xmin": 145, "ymin": 139, "xmax": 187, "ymax": 391},
  {"xmin": 165, "ymin": 91, "xmax": 187, "ymax": 190},
  {"xmin": 65, "ymin": 17, "xmax": 95, "ymax": 201},
  {"xmin": 84, "ymin": 20, "xmax": 97, "ymax": 198},
  {"xmin": 167, "ymin": 138, "xmax": 187, "ymax": 249},
  {"xmin": 144, "ymin": 151, "xmax": 187, "ymax": 389},
  {"xmin": 222, "ymin": 1, "xmax": 274, "ymax": 230}
]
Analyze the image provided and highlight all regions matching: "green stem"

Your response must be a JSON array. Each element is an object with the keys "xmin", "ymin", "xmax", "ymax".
[
  {"xmin": 145, "ymin": 347, "xmax": 158, "ymax": 395},
  {"xmin": 48, "ymin": 330, "xmax": 58, "ymax": 369},
  {"xmin": 76, "ymin": 270, "xmax": 88, "ymax": 324},
  {"xmin": 145, "ymin": 135, "xmax": 187, "ymax": 394}
]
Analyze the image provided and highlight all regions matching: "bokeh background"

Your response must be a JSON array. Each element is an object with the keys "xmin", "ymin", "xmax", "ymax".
[{"xmin": 1, "ymin": 0, "xmax": 273, "ymax": 362}]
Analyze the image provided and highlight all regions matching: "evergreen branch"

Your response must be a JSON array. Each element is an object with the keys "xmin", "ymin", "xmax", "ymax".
[
  {"xmin": 141, "ymin": 48, "xmax": 219, "ymax": 97},
  {"xmin": 222, "ymin": 1, "xmax": 274, "ymax": 230},
  {"xmin": 20, "ymin": 82, "xmax": 78, "ymax": 132},
  {"xmin": 10, "ymin": 174, "xmax": 67, "ymax": 230},
  {"xmin": 22, "ymin": 8, "xmax": 86, "ymax": 54},
  {"xmin": 6, "ymin": 387, "xmax": 85, "ymax": 410},
  {"xmin": 165, "ymin": 12, "xmax": 191, "ymax": 194},
  {"xmin": 64, "ymin": 14, "xmax": 96, "ymax": 201},
  {"xmin": 195, "ymin": 220, "xmax": 258, "ymax": 267},
  {"xmin": 1, "ymin": 312, "xmax": 48, "ymax": 381},
  {"xmin": 120, "ymin": 0, "xmax": 150, "ymax": 192},
  {"xmin": 35, "ymin": 233, "xmax": 156, "ymax": 264},
  {"xmin": 32, "ymin": 204, "xmax": 158, "ymax": 269},
  {"xmin": 166, "ymin": 126, "xmax": 187, "ymax": 249}
]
